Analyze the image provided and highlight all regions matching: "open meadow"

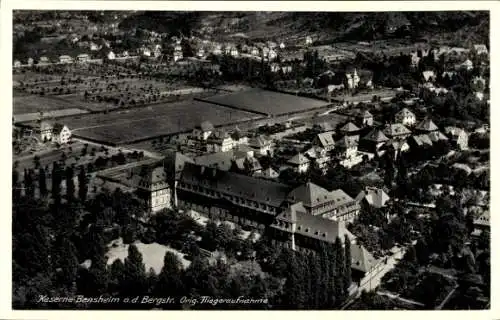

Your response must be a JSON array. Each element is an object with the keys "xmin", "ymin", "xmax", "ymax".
[{"xmin": 65, "ymin": 100, "xmax": 263, "ymax": 145}]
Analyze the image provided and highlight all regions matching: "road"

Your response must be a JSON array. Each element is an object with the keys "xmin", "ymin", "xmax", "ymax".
[
  {"xmin": 435, "ymin": 285, "xmax": 459, "ymax": 310},
  {"xmin": 376, "ymin": 290, "xmax": 425, "ymax": 307},
  {"xmin": 359, "ymin": 246, "xmax": 407, "ymax": 292},
  {"xmin": 72, "ymin": 137, "xmax": 163, "ymax": 160}
]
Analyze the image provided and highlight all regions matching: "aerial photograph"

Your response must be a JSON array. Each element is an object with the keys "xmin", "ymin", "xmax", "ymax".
[{"xmin": 11, "ymin": 10, "xmax": 490, "ymax": 310}]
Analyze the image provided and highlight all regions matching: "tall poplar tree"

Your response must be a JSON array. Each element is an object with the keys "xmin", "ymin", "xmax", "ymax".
[
  {"xmin": 344, "ymin": 235, "xmax": 352, "ymax": 295},
  {"xmin": 78, "ymin": 165, "xmax": 88, "ymax": 202},
  {"xmin": 39, "ymin": 167, "xmax": 48, "ymax": 197},
  {"xmin": 334, "ymin": 237, "xmax": 346, "ymax": 305},
  {"xmin": 66, "ymin": 166, "xmax": 75, "ymax": 202},
  {"xmin": 121, "ymin": 244, "xmax": 147, "ymax": 296}
]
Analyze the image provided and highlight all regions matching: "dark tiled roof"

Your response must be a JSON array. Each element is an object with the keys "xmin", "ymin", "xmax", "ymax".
[
  {"xmin": 287, "ymin": 182, "xmax": 333, "ymax": 207},
  {"xmin": 180, "ymin": 162, "xmax": 292, "ymax": 207},
  {"xmin": 249, "ymin": 135, "xmax": 271, "ymax": 148},
  {"xmin": 340, "ymin": 122, "xmax": 360, "ymax": 133},
  {"xmin": 272, "ymin": 202, "xmax": 355, "ymax": 244},
  {"xmin": 362, "ymin": 129, "xmax": 389, "ymax": 143},
  {"xmin": 287, "ymin": 153, "xmax": 310, "ymax": 165},
  {"xmin": 383, "ymin": 123, "xmax": 411, "ymax": 137},
  {"xmin": 51, "ymin": 123, "xmax": 65, "ymax": 134},
  {"xmin": 164, "ymin": 151, "xmax": 194, "ymax": 180},
  {"xmin": 350, "ymin": 243, "xmax": 377, "ymax": 273},
  {"xmin": 315, "ymin": 132, "xmax": 335, "ymax": 148},
  {"xmin": 415, "ymin": 119, "xmax": 439, "ymax": 132}
]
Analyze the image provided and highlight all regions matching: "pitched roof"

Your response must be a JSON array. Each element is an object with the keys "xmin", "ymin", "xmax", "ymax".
[
  {"xmin": 272, "ymin": 202, "xmax": 356, "ymax": 244},
  {"xmin": 262, "ymin": 167, "xmax": 279, "ymax": 178},
  {"xmin": 416, "ymin": 119, "xmax": 439, "ymax": 132},
  {"xmin": 396, "ymin": 107, "xmax": 415, "ymax": 118},
  {"xmin": 51, "ymin": 123, "xmax": 66, "ymax": 134},
  {"xmin": 340, "ymin": 122, "xmax": 360, "ymax": 133},
  {"xmin": 197, "ymin": 121, "xmax": 214, "ymax": 132},
  {"xmin": 315, "ymin": 132, "xmax": 335, "ymax": 148},
  {"xmin": 135, "ymin": 165, "xmax": 167, "ymax": 190},
  {"xmin": 350, "ymin": 243, "xmax": 378, "ymax": 273},
  {"xmin": 428, "ymin": 131, "xmax": 448, "ymax": 142},
  {"xmin": 362, "ymin": 110, "xmax": 373, "ymax": 118},
  {"xmin": 164, "ymin": 151, "xmax": 194, "ymax": 180},
  {"xmin": 194, "ymin": 151, "xmax": 234, "ymax": 171},
  {"xmin": 364, "ymin": 187, "xmax": 390, "ymax": 208},
  {"xmin": 383, "ymin": 123, "xmax": 411, "ymax": 137},
  {"xmin": 287, "ymin": 182, "xmax": 333, "ymax": 207},
  {"xmin": 362, "ymin": 129, "xmax": 389, "ymax": 143},
  {"xmin": 287, "ymin": 153, "xmax": 310, "ymax": 165},
  {"xmin": 180, "ymin": 162, "xmax": 292, "ymax": 207},
  {"xmin": 411, "ymin": 134, "xmax": 434, "ymax": 147},
  {"xmin": 249, "ymin": 135, "xmax": 270, "ymax": 148}
]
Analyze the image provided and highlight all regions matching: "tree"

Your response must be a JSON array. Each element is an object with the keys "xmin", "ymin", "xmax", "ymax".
[
  {"xmin": 78, "ymin": 166, "xmax": 88, "ymax": 202},
  {"xmin": 154, "ymin": 252, "xmax": 184, "ymax": 303},
  {"xmin": 38, "ymin": 167, "xmax": 48, "ymax": 197},
  {"xmin": 121, "ymin": 244, "xmax": 147, "ymax": 296},
  {"xmin": 66, "ymin": 166, "xmax": 75, "ymax": 201},
  {"xmin": 52, "ymin": 162, "xmax": 62, "ymax": 204},
  {"xmin": 334, "ymin": 237, "xmax": 346, "ymax": 305},
  {"xmin": 344, "ymin": 235, "xmax": 352, "ymax": 294},
  {"xmin": 12, "ymin": 168, "xmax": 21, "ymax": 200}
]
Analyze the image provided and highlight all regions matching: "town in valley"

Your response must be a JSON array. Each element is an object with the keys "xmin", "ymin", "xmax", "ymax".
[{"xmin": 11, "ymin": 10, "xmax": 490, "ymax": 310}]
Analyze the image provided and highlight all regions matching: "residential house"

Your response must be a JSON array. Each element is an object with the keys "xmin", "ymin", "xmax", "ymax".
[
  {"xmin": 282, "ymin": 65, "xmax": 293, "ymax": 74},
  {"xmin": 387, "ymin": 140, "xmax": 410, "ymax": 159},
  {"xmin": 270, "ymin": 63, "xmax": 281, "ymax": 73},
  {"xmin": 415, "ymin": 118, "xmax": 439, "ymax": 133},
  {"xmin": 197, "ymin": 47, "xmax": 206, "ymax": 59},
  {"xmin": 259, "ymin": 167, "xmax": 280, "ymax": 179},
  {"xmin": 313, "ymin": 132, "xmax": 335, "ymax": 151},
  {"xmin": 383, "ymin": 123, "xmax": 412, "ymax": 140},
  {"xmin": 268, "ymin": 48, "xmax": 278, "ymax": 61},
  {"xmin": 107, "ymin": 51, "xmax": 116, "ymax": 60},
  {"xmin": 250, "ymin": 46, "xmax": 260, "ymax": 56},
  {"xmin": 27, "ymin": 58, "xmax": 34, "ymax": 66},
  {"xmin": 409, "ymin": 134, "xmax": 434, "ymax": 149},
  {"xmin": 287, "ymin": 153, "xmax": 310, "ymax": 173},
  {"xmin": 359, "ymin": 129, "xmax": 389, "ymax": 154},
  {"xmin": 442, "ymin": 71, "xmax": 457, "ymax": 80},
  {"xmin": 456, "ymin": 59, "xmax": 473, "ymax": 71},
  {"xmin": 358, "ymin": 187, "xmax": 390, "ymax": 209},
  {"xmin": 472, "ymin": 76, "xmax": 486, "ymax": 90},
  {"xmin": 280, "ymin": 42, "xmax": 286, "ymax": 49},
  {"xmin": 76, "ymin": 53, "xmax": 91, "ymax": 63},
  {"xmin": 473, "ymin": 44, "xmax": 489, "ymax": 56},
  {"xmin": 36, "ymin": 120, "xmax": 54, "ymax": 142},
  {"xmin": 38, "ymin": 56, "xmax": 50, "ymax": 65},
  {"xmin": 52, "ymin": 123, "xmax": 72, "ymax": 144},
  {"xmin": 471, "ymin": 210, "xmax": 490, "ymax": 237},
  {"xmin": 192, "ymin": 121, "xmax": 215, "ymax": 141},
  {"xmin": 14, "ymin": 60, "xmax": 22, "ymax": 68},
  {"xmin": 249, "ymin": 135, "xmax": 273, "ymax": 156},
  {"xmin": 230, "ymin": 127, "xmax": 249, "ymax": 147},
  {"xmin": 90, "ymin": 42, "xmax": 101, "ymax": 51},
  {"xmin": 305, "ymin": 146, "xmax": 330, "ymax": 170},
  {"xmin": 212, "ymin": 44, "xmax": 223, "ymax": 56},
  {"xmin": 174, "ymin": 45, "xmax": 183, "ymax": 62},
  {"xmin": 395, "ymin": 108, "xmax": 416, "ymax": 127},
  {"xmin": 305, "ymin": 36, "xmax": 313, "ymax": 46},
  {"xmin": 59, "ymin": 55, "xmax": 73, "ymax": 64},
  {"xmin": 336, "ymin": 135, "xmax": 362, "ymax": 168},
  {"xmin": 422, "ymin": 70, "xmax": 436, "ymax": 82},
  {"xmin": 230, "ymin": 46, "xmax": 239, "ymax": 57},
  {"xmin": 359, "ymin": 110, "xmax": 374, "ymax": 127},
  {"xmin": 339, "ymin": 122, "xmax": 360, "ymax": 136},
  {"xmin": 410, "ymin": 51, "xmax": 420, "ymax": 67},
  {"xmin": 206, "ymin": 131, "xmax": 234, "ymax": 153}
]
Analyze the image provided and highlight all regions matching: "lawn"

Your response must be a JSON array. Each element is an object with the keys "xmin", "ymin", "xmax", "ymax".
[
  {"xmin": 106, "ymin": 238, "xmax": 191, "ymax": 273},
  {"xmin": 67, "ymin": 101, "xmax": 262, "ymax": 145}
]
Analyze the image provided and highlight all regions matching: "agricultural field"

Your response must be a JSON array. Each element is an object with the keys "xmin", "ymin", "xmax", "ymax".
[
  {"xmin": 65, "ymin": 100, "xmax": 263, "ymax": 145},
  {"xmin": 13, "ymin": 94, "xmax": 91, "ymax": 116},
  {"xmin": 198, "ymin": 88, "xmax": 331, "ymax": 116}
]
